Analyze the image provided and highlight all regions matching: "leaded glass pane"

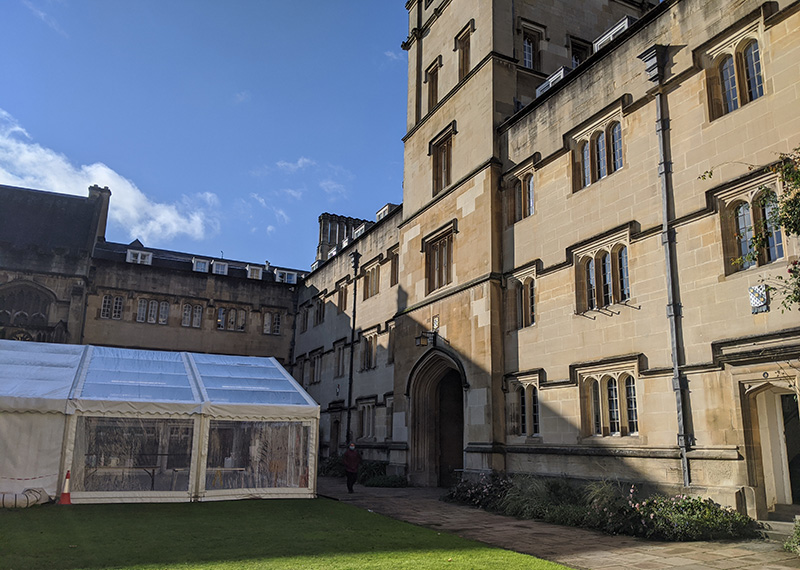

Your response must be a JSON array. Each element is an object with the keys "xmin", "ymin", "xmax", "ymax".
[
  {"xmin": 743, "ymin": 41, "xmax": 764, "ymax": 102},
  {"xmin": 607, "ymin": 378, "xmax": 620, "ymax": 435},
  {"xmin": 586, "ymin": 259, "xmax": 596, "ymax": 310},
  {"xmin": 618, "ymin": 246, "xmax": 630, "ymax": 302},
  {"xmin": 720, "ymin": 56, "xmax": 739, "ymax": 114},
  {"xmin": 595, "ymin": 132, "xmax": 607, "ymax": 180},
  {"xmin": 625, "ymin": 377, "xmax": 639, "ymax": 434},
  {"xmin": 735, "ymin": 203, "xmax": 755, "ymax": 269},
  {"xmin": 611, "ymin": 123, "xmax": 623, "ymax": 172},
  {"xmin": 762, "ymin": 194, "xmax": 784, "ymax": 262}
]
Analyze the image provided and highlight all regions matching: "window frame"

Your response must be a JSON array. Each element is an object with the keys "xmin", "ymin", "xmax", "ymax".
[
  {"xmin": 192, "ymin": 258, "xmax": 209, "ymax": 273},
  {"xmin": 158, "ymin": 301, "xmax": 170, "ymax": 325},
  {"xmin": 126, "ymin": 250, "xmax": 152, "ymax": 265},
  {"xmin": 569, "ymin": 37, "xmax": 592, "ymax": 68},
  {"xmin": 361, "ymin": 333, "xmax": 378, "ymax": 371},
  {"xmin": 337, "ymin": 283, "xmax": 348, "ymax": 313},
  {"xmin": 182, "ymin": 304, "xmax": 192, "ymax": 327},
  {"xmin": 581, "ymin": 372, "xmax": 640, "ymax": 438},
  {"xmin": 705, "ymin": 33, "xmax": 766, "ymax": 120},
  {"xmin": 719, "ymin": 179, "xmax": 785, "ymax": 275},
  {"xmin": 363, "ymin": 264, "xmax": 381, "ymax": 301},
  {"xmin": 246, "ymin": 265, "xmax": 263, "ymax": 280},
  {"xmin": 571, "ymin": 111, "xmax": 624, "ymax": 192},
  {"xmin": 147, "ymin": 300, "xmax": 158, "ymax": 324},
  {"xmin": 425, "ymin": 232, "xmax": 453, "ymax": 294},
  {"xmin": 136, "ymin": 299, "xmax": 147, "ymax": 323},
  {"xmin": 455, "ymin": 24, "xmax": 472, "ymax": 81},
  {"xmin": 389, "ymin": 247, "xmax": 399, "ymax": 287},
  {"xmin": 212, "ymin": 261, "xmax": 229, "ymax": 276},
  {"xmin": 100, "ymin": 295, "xmax": 112, "ymax": 319},
  {"xmin": 426, "ymin": 57, "xmax": 441, "ymax": 112},
  {"xmin": 522, "ymin": 28, "xmax": 542, "ymax": 71},
  {"xmin": 575, "ymin": 238, "xmax": 632, "ymax": 313},
  {"xmin": 510, "ymin": 379, "xmax": 541, "ymax": 438}
]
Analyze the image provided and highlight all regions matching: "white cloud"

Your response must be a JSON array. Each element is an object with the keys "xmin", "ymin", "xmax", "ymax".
[
  {"xmin": 250, "ymin": 192, "xmax": 267, "ymax": 207},
  {"xmin": 266, "ymin": 225, "xmax": 276, "ymax": 235},
  {"xmin": 0, "ymin": 108, "xmax": 219, "ymax": 245},
  {"xmin": 273, "ymin": 207, "xmax": 289, "ymax": 224},
  {"xmin": 234, "ymin": 90, "xmax": 251, "ymax": 104},
  {"xmin": 23, "ymin": 0, "xmax": 68, "ymax": 38},
  {"xmin": 320, "ymin": 179, "xmax": 347, "ymax": 199},
  {"xmin": 281, "ymin": 188, "xmax": 303, "ymax": 200},
  {"xmin": 276, "ymin": 157, "xmax": 315, "ymax": 172},
  {"xmin": 384, "ymin": 50, "xmax": 403, "ymax": 61}
]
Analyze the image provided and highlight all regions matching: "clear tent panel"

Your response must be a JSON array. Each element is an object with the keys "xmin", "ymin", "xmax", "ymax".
[
  {"xmin": 79, "ymin": 347, "xmax": 197, "ymax": 402},
  {"xmin": 205, "ymin": 420, "xmax": 309, "ymax": 490},
  {"xmin": 72, "ymin": 417, "xmax": 194, "ymax": 492}
]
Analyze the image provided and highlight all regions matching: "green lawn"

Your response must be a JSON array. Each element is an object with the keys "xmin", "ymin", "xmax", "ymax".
[{"xmin": 0, "ymin": 498, "xmax": 570, "ymax": 570}]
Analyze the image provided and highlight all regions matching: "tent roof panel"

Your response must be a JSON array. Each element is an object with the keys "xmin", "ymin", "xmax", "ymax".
[
  {"xmin": 0, "ymin": 340, "xmax": 318, "ymax": 416},
  {"xmin": 0, "ymin": 340, "xmax": 84, "ymax": 405}
]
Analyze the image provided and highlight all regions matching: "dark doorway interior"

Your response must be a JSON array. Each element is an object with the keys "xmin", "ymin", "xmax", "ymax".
[
  {"xmin": 781, "ymin": 394, "xmax": 800, "ymax": 504},
  {"xmin": 437, "ymin": 370, "xmax": 463, "ymax": 487}
]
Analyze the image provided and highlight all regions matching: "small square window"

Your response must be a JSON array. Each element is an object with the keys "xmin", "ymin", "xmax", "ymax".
[
  {"xmin": 247, "ymin": 265, "xmax": 263, "ymax": 280},
  {"xmin": 212, "ymin": 261, "xmax": 228, "ymax": 276},
  {"xmin": 192, "ymin": 258, "xmax": 209, "ymax": 273},
  {"xmin": 126, "ymin": 250, "xmax": 152, "ymax": 265}
]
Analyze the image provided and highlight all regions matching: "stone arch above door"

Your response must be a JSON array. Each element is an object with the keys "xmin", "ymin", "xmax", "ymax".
[{"xmin": 406, "ymin": 348, "xmax": 468, "ymax": 486}]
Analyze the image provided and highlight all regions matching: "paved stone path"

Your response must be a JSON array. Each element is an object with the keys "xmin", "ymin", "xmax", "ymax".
[{"xmin": 317, "ymin": 477, "xmax": 800, "ymax": 569}]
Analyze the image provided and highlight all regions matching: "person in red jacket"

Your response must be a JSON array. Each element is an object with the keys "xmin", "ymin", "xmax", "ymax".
[{"xmin": 342, "ymin": 442, "xmax": 361, "ymax": 494}]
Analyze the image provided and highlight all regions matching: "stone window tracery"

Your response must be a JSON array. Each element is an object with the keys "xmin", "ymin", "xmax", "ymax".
[
  {"xmin": 580, "ymin": 368, "xmax": 639, "ymax": 438},
  {"xmin": 705, "ymin": 27, "xmax": 765, "ymax": 120},
  {"xmin": 575, "ymin": 237, "xmax": 631, "ymax": 314}
]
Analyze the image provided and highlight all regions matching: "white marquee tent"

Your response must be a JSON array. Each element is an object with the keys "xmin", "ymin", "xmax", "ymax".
[{"xmin": 0, "ymin": 339, "xmax": 318, "ymax": 503}]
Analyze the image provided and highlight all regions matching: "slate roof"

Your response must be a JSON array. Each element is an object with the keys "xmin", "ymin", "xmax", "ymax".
[
  {"xmin": 93, "ymin": 240, "xmax": 307, "ymax": 283},
  {"xmin": 0, "ymin": 184, "xmax": 101, "ymax": 253}
]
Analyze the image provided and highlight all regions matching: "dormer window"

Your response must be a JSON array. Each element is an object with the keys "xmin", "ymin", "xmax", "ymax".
[
  {"xmin": 212, "ymin": 261, "xmax": 228, "ymax": 276},
  {"xmin": 126, "ymin": 250, "xmax": 152, "ymax": 265},
  {"xmin": 276, "ymin": 270, "xmax": 297, "ymax": 284},
  {"xmin": 192, "ymin": 258, "xmax": 209, "ymax": 273},
  {"xmin": 247, "ymin": 265, "xmax": 263, "ymax": 280}
]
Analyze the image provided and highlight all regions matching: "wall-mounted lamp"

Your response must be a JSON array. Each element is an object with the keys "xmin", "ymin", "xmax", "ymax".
[{"xmin": 415, "ymin": 330, "xmax": 439, "ymax": 347}]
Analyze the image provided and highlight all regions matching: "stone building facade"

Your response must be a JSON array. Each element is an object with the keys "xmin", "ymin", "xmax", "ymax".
[
  {"xmin": 0, "ymin": 184, "xmax": 304, "ymax": 364},
  {"xmin": 294, "ymin": 0, "xmax": 800, "ymax": 519},
  {"xmin": 0, "ymin": 184, "xmax": 110, "ymax": 344},
  {"xmin": 2, "ymin": 0, "xmax": 798, "ymax": 520}
]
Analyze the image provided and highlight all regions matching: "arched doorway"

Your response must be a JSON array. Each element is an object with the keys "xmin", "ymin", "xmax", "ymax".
[
  {"xmin": 745, "ymin": 381, "xmax": 800, "ymax": 515},
  {"xmin": 407, "ymin": 349, "xmax": 467, "ymax": 487}
]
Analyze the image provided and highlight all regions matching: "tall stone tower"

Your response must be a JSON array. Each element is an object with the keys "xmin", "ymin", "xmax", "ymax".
[{"xmin": 394, "ymin": 0, "xmax": 655, "ymax": 486}]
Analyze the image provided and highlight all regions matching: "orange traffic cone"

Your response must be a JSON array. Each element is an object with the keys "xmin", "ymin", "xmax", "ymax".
[{"xmin": 59, "ymin": 470, "xmax": 71, "ymax": 505}]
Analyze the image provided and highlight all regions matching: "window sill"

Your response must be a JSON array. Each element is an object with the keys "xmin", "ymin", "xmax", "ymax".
[
  {"xmin": 580, "ymin": 435, "xmax": 644, "ymax": 445},
  {"xmin": 719, "ymin": 257, "xmax": 788, "ymax": 281},
  {"xmin": 575, "ymin": 300, "xmax": 638, "ymax": 319}
]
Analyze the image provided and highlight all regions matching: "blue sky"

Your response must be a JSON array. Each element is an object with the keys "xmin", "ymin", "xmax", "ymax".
[{"xmin": 0, "ymin": 1, "xmax": 409, "ymax": 270}]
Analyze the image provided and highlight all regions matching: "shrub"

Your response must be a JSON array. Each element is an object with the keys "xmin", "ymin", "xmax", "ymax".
[
  {"xmin": 445, "ymin": 475, "xmax": 758, "ymax": 542},
  {"xmin": 318, "ymin": 454, "xmax": 345, "ymax": 477},
  {"xmin": 357, "ymin": 460, "xmax": 387, "ymax": 484},
  {"xmin": 364, "ymin": 475, "xmax": 408, "ymax": 488},
  {"xmin": 443, "ymin": 473, "xmax": 512, "ymax": 512},
  {"xmin": 784, "ymin": 519, "xmax": 800, "ymax": 555},
  {"xmin": 625, "ymin": 488, "xmax": 759, "ymax": 541}
]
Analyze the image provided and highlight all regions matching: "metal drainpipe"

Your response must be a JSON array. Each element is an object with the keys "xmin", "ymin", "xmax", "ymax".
[
  {"xmin": 345, "ymin": 250, "xmax": 361, "ymax": 445},
  {"xmin": 638, "ymin": 45, "xmax": 692, "ymax": 488}
]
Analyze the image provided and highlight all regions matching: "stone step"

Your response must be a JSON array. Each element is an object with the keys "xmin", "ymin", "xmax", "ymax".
[
  {"xmin": 769, "ymin": 504, "xmax": 800, "ymax": 521},
  {"xmin": 758, "ymin": 519, "xmax": 796, "ymax": 542}
]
